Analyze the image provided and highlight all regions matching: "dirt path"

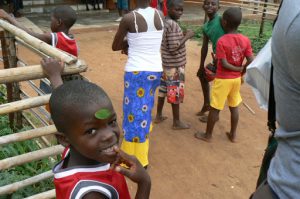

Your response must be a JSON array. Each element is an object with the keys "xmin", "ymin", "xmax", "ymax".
[{"xmin": 18, "ymin": 29, "xmax": 269, "ymax": 198}]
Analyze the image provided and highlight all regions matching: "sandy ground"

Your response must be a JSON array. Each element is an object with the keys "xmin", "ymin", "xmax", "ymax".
[{"xmin": 17, "ymin": 29, "xmax": 269, "ymax": 199}]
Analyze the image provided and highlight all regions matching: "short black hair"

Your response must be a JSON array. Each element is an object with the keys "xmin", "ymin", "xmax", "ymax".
[
  {"xmin": 167, "ymin": 0, "xmax": 183, "ymax": 9},
  {"xmin": 52, "ymin": 5, "xmax": 77, "ymax": 29},
  {"xmin": 223, "ymin": 7, "xmax": 242, "ymax": 29},
  {"xmin": 203, "ymin": 0, "xmax": 219, "ymax": 5},
  {"xmin": 49, "ymin": 80, "xmax": 111, "ymax": 133}
]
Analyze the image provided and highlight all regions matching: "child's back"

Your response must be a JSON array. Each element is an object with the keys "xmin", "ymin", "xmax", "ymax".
[{"xmin": 215, "ymin": 33, "xmax": 252, "ymax": 79}]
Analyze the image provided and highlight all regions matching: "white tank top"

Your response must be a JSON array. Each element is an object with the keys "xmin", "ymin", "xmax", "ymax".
[{"xmin": 125, "ymin": 7, "xmax": 164, "ymax": 72}]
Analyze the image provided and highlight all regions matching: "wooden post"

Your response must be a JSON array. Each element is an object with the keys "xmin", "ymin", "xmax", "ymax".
[
  {"xmin": 0, "ymin": 30, "xmax": 22, "ymax": 129},
  {"xmin": 259, "ymin": 0, "xmax": 268, "ymax": 37}
]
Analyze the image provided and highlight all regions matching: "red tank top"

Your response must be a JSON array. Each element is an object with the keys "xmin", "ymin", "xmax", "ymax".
[
  {"xmin": 52, "ymin": 32, "xmax": 78, "ymax": 57},
  {"xmin": 53, "ymin": 152, "xmax": 131, "ymax": 199}
]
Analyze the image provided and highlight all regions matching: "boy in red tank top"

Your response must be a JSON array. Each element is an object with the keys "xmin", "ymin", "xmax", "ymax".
[
  {"xmin": 41, "ymin": 58, "xmax": 151, "ymax": 199},
  {"xmin": 0, "ymin": 6, "xmax": 78, "ymax": 94}
]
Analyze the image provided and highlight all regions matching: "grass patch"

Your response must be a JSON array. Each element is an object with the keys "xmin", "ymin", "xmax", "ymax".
[
  {"xmin": 179, "ymin": 20, "xmax": 273, "ymax": 54},
  {"xmin": 0, "ymin": 113, "xmax": 58, "ymax": 198}
]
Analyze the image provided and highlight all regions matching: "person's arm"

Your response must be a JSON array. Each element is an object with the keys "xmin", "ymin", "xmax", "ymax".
[
  {"xmin": 40, "ymin": 58, "xmax": 64, "ymax": 89},
  {"xmin": 221, "ymin": 58, "xmax": 244, "ymax": 72},
  {"xmin": 112, "ymin": 147, "xmax": 151, "ymax": 199},
  {"xmin": 0, "ymin": 9, "xmax": 52, "ymax": 44},
  {"xmin": 112, "ymin": 14, "xmax": 129, "ymax": 51},
  {"xmin": 197, "ymin": 33, "xmax": 209, "ymax": 77},
  {"xmin": 168, "ymin": 29, "xmax": 194, "ymax": 53},
  {"xmin": 242, "ymin": 55, "xmax": 254, "ymax": 75}
]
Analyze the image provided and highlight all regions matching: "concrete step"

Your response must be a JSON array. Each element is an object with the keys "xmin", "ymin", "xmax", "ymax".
[{"xmin": 22, "ymin": 0, "xmax": 105, "ymax": 14}]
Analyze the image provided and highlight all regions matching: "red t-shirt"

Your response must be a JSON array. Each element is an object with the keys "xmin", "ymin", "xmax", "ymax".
[
  {"xmin": 216, "ymin": 33, "xmax": 253, "ymax": 79},
  {"xmin": 150, "ymin": 0, "xmax": 167, "ymax": 16},
  {"xmin": 51, "ymin": 32, "xmax": 78, "ymax": 57}
]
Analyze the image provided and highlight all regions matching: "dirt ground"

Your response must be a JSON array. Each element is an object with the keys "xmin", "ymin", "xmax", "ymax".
[{"xmin": 18, "ymin": 28, "xmax": 269, "ymax": 199}]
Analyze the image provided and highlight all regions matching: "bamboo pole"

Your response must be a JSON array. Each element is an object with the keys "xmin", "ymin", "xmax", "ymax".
[
  {"xmin": 0, "ymin": 144, "xmax": 64, "ymax": 170},
  {"xmin": 0, "ymin": 125, "xmax": 57, "ymax": 146},
  {"xmin": 0, "ymin": 19, "xmax": 77, "ymax": 64},
  {"xmin": 24, "ymin": 189, "xmax": 56, "ymax": 199},
  {"xmin": 0, "ymin": 59, "xmax": 87, "ymax": 84},
  {"xmin": 15, "ymin": 37, "xmax": 49, "ymax": 58},
  {"xmin": 0, "ymin": 94, "xmax": 50, "ymax": 115},
  {"xmin": 0, "ymin": 170, "xmax": 54, "ymax": 195}
]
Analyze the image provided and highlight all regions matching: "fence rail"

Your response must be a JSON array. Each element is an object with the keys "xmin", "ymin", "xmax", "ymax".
[{"xmin": 0, "ymin": 14, "xmax": 88, "ymax": 198}]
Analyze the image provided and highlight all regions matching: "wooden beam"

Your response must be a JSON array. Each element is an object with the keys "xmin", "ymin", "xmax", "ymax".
[
  {"xmin": 0, "ymin": 95, "xmax": 50, "ymax": 115},
  {"xmin": 0, "ymin": 125, "xmax": 57, "ymax": 146},
  {"xmin": 23, "ymin": 189, "xmax": 56, "ymax": 199},
  {"xmin": 0, "ymin": 60, "xmax": 87, "ymax": 84},
  {"xmin": 0, "ymin": 19, "xmax": 77, "ymax": 64},
  {"xmin": 0, "ymin": 171, "xmax": 54, "ymax": 195},
  {"xmin": 0, "ymin": 145, "xmax": 64, "ymax": 170}
]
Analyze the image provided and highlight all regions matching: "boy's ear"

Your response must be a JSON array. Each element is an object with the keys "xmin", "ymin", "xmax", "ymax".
[{"xmin": 55, "ymin": 132, "xmax": 70, "ymax": 147}]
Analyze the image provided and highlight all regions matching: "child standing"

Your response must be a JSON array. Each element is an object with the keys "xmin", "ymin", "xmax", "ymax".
[
  {"xmin": 194, "ymin": 7, "xmax": 253, "ymax": 142},
  {"xmin": 196, "ymin": 0, "xmax": 225, "ymax": 121},
  {"xmin": 154, "ymin": 0, "xmax": 194, "ymax": 130},
  {"xmin": 0, "ymin": 6, "xmax": 79, "ymax": 93},
  {"xmin": 41, "ymin": 58, "xmax": 151, "ymax": 199}
]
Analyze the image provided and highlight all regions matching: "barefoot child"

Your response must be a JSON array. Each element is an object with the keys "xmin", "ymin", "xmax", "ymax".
[
  {"xmin": 154, "ymin": 0, "xmax": 194, "ymax": 130},
  {"xmin": 194, "ymin": 7, "xmax": 253, "ymax": 142},
  {"xmin": 0, "ymin": 6, "xmax": 79, "ymax": 94},
  {"xmin": 196, "ymin": 0, "xmax": 225, "ymax": 121},
  {"xmin": 41, "ymin": 58, "xmax": 151, "ymax": 199}
]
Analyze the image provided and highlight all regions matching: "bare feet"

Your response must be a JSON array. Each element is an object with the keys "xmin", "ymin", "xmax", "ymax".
[
  {"xmin": 172, "ymin": 121, "xmax": 191, "ymax": 130},
  {"xmin": 226, "ymin": 132, "xmax": 236, "ymax": 143},
  {"xmin": 198, "ymin": 115, "xmax": 208, "ymax": 123},
  {"xmin": 194, "ymin": 131, "xmax": 211, "ymax": 142},
  {"xmin": 154, "ymin": 116, "xmax": 168, "ymax": 124},
  {"xmin": 196, "ymin": 105, "xmax": 210, "ymax": 116}
]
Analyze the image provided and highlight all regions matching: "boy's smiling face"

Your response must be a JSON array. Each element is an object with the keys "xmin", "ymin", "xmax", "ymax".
[
  {"xmin": 63, "ymin": 100, "xmax": 121, "ymax": 164},
  {"xmin": 203, "ymin": 0, "xmax": 219, "ymax": 16}
]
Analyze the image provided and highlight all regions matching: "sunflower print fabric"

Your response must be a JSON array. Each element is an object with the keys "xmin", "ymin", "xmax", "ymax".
[{"xmin": 123, "ymin": 71, "xmax": 162, "ymax": 143}]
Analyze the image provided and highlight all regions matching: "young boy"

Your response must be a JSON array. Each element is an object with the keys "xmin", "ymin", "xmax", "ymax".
[
  {"xmin": 154, "ymin": 0, "xmax": 194, "ymax": 130},
  {"xmin": 196, "ymin": 0, "xmax": 225, "ymax": 121},
  {"xmin": 41, "ymin": 57, "xmax": 151, "ymax": 199},
  {"xmin": 0, "ymin": 6, "xmax": 78, "ymax": 93},
  {"xmin": 194, "ymin": 7, "xmax": 253, "ymax": 142}
]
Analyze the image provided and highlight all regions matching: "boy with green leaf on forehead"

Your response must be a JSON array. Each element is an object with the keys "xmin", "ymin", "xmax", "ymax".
[{"xmin": 41, "ymin": 58, "xmax": 151, "ymax": 199}]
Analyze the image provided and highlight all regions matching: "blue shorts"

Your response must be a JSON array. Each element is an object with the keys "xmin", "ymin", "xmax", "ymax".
[{"xmin": 117, "ymin": 0, "xmax": 128, "ymax": 10}]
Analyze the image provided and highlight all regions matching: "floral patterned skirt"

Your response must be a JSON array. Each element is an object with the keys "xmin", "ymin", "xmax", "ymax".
[{"xmin": 121, "ymin": 71, "xmax": 162, "ymax": 166}]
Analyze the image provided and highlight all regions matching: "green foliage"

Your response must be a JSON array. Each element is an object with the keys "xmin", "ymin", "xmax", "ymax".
[
  {"xmin": 179, "ymin": 20, "xmax": 273, "ymax": 54},
  {"xmin": 0, "ymin": 115, "xmax": 58, "ymax": 198}
]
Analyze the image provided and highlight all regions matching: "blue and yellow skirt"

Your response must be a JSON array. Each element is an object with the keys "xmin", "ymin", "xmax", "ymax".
[{"xmin": 121, "ymin": 71, "xmax": 162, "ymax": 166}]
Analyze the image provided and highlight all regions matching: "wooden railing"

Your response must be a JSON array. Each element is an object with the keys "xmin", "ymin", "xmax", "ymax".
[{"xmin": 0, "ymin": 19, "xmax": 87, "ymax": 198}]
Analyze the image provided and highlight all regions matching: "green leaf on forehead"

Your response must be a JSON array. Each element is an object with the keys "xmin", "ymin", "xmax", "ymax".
[{"xmin": 95, "ymin": 109, "xmax": 111, "ymax": 119}]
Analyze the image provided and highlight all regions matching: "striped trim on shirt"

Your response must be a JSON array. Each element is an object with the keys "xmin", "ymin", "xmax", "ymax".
[{"xmin": 161, "ymin": 19, "xmax": 186, "ymax": 68}]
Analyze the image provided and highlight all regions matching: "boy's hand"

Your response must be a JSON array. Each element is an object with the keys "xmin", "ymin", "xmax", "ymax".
[
  {"xmin": 0, "ymin": 9, "xmax": 10, "ymax": 20},
  {"xmin": 40, "ymin": 57, "xmax": 64, "ymax": 88},
  {"xmin": 41, "ymin": 57, "xmax": 63, "ymax": 78},
  {"xmin": 112, "ymin": 147, "xmax": 150, "ymax": 184},
  {"xmin": 185, "ymin": 29, "xmax": 195, "ymax": 39}
]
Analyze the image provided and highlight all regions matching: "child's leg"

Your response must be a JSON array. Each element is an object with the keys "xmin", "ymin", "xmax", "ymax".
[
  {"xmin": 154, "ymin": 96, "xmax": 167, "ymax": 123},
  {"xmin": 227, "ymin": 77, "xmax": 242, "ymax": 142},
  {"xmin": 154, "ymin": 72, "xmax": 168, "ymax": 123},
  {"xmin": 226, "ymin": 106, "xmax": 239, "ymax": 142},
  {"xmin": 197, "ymin": 73, "xmax": 210, "ymax": 116},
  {"xmin": 195, "ymin": 107, "xmax": 219, "ymax": 142},
  {"xmin": 195, "ymin": 78, "xmax": 228, "ymax": 142},
  {"xmin": 172, "ymin": 103, "xmax": 190, "ymax": 130}
]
